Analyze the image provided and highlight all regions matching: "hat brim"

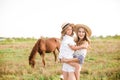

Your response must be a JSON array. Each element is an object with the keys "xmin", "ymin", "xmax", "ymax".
[
  {"xmin": 61, "ymin": 23, "xmax": 74, "ymax": 33},
  {"xmin": 74, "ymin": 24, "xmax": 92, "ymax": 37}
]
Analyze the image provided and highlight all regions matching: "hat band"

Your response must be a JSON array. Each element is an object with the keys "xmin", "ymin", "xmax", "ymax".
[{"xmin": 62, "ymin": 23, "xmax": 70, "ymax": 30}]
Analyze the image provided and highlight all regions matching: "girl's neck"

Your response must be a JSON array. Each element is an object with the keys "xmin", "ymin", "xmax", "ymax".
[
  {"xmin": 79, "ymin": 38, "xmax": 84, "ymax": 41},
  {"xmin": 65, "ymin": 34, "xmax": 72, "ymax": 37}
]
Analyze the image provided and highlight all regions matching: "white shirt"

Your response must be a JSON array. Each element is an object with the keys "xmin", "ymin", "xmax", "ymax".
[
  {"xmin": 74, "ymin": 49, "xmax": 87, "ymax": 58},
  {"xmin": 59, "ymin": 35, "xmax": 76, "ymax": 59}
]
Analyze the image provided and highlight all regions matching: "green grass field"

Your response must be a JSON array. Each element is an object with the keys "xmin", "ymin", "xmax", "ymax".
[{"xmin": 0, "ymin": 37, "xmax": 120, "ymax": 80}]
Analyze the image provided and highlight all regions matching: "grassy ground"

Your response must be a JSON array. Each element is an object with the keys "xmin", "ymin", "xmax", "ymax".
[{"xmin": 0, "ymin": 37, "xmax": 120, "ymax": 80}]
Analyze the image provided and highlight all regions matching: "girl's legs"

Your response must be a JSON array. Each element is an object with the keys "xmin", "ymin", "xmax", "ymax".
[
  {"xmin": 62, "ymin": 58, "xmax": 81, "ymax": 80},
  {"xmin": 69, "ymin": 62, "xmax": 81, "ymax": 80},
  {"xmin": 63, "ymin": 71, "xmax": 68, "ymax": 80},
  {"xmin": 68, "ymin": 72, "xmax": 76, "ymax": 80}
]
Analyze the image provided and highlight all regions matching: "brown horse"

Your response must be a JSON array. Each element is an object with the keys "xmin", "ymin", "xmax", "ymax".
[{"xmin": 29, "ymin": 37, "xmax": 60, "ymax": 68}]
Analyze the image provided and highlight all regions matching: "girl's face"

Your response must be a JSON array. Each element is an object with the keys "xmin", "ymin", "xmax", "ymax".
[
  {"xmin": 65, "ymin": 26, "xmax": 73, "ymax": 36},
  {"xmin": 77, "ymin": 27, "xmax": 86, "ymax": 39}
]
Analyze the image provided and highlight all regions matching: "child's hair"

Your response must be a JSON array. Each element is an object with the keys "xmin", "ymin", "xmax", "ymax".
[{"xmin": 61, "ymin": 23, "xmax": 74, "ymax": 40}]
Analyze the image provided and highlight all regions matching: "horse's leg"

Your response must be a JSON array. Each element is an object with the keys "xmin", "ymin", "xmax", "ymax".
[
  {"xmin": 53, "ymin": 50, "xmax": 57, "ymax": 62},
  {"xmin": 41, "ymin": 51, "xmax": 46, "ymax": 67}
]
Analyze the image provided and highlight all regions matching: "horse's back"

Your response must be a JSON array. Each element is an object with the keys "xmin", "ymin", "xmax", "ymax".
[{"xmin": 45, "ymin": 38, "xmax": 60, "ymax": 52}]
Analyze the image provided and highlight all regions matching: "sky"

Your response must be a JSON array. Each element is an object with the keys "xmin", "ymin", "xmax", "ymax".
[{"xmin": 0, "ymin": 0, "xmax": 120, "ymax": 38}]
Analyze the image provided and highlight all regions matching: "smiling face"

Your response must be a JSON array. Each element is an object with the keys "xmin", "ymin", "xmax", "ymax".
[
  {"xmin": 77, "ymin": 27, "xmax": 86, "ymax": 39},
  {"xmin": 65, "ymin": 26, "xmax": 73, "ymax": 36}
]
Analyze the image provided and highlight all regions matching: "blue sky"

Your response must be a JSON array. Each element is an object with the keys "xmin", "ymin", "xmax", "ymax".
[{"xmin": 0, "ymin": 0, "xmax": 120, "ymax": 38}]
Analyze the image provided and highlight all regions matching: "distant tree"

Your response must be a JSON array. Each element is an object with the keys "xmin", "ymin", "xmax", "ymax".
[{"xmin": 113, "ymin": 34, "xmax": 120, "ymax": 39}]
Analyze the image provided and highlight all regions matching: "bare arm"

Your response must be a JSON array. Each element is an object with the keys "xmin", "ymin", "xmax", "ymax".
[
  {"xmin": 68, "ymin": 41, "xmax": 89, "ymax": 50},
  {"xmin": 61, "ymin": 57, "xmax": 79, "ymax": 63}
]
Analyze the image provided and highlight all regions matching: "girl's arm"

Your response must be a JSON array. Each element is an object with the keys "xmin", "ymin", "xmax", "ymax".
[
  {"xmin": 68, "ymin": 42, "xmax": 89, "ymax": 50},
  {"xmin": 61, "ymin": 58, "xmax": 79, "ymax": 63}
]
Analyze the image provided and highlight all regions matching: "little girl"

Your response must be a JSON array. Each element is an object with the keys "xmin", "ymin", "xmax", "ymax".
[{"xmin": 59, "ymin": 23, "xmax": 76, "ymax": 80}]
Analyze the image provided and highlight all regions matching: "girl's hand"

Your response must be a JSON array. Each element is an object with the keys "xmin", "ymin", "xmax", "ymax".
[{"xmin": 61, "ymin": 58, "xmax": 69, "ymax": 63}]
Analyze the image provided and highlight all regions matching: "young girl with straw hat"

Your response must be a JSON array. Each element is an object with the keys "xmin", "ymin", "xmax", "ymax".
[{"xmin": 59, "ymin": 22, "xmax": 77, "ymax": 80}]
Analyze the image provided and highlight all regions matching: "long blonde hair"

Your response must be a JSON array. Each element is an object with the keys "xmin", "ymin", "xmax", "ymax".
[{"xmin": 75, "ymin": 28, "xmax": 91, "ymax": 46}]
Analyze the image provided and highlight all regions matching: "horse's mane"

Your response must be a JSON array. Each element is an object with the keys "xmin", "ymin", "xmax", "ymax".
[{"xmin": 29, "ymin": 39, "xmax": 41, "ymax": 61}]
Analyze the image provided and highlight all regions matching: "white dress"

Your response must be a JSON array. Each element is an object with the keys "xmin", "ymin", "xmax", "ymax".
[{"xmin": 59, "ymin": 35, "xmax": 76, "ymax": 72}]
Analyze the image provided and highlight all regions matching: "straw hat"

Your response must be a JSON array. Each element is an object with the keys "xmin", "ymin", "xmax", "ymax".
[
  {"xmin": 61, "ymin": 23, "xmax": 74, "ymax": 33},
  {"xmin": 61, "ymin": 23, "xmax": 70, "ymax": 30},
  {"xmin": 74, "ymin": 24, "xmax": 92, "ymax": 37}
]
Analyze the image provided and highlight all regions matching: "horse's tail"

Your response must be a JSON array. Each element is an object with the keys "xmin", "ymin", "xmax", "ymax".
[{"xmin": 29, "ymin": 39, "xmax": 41, "ymax": 67}]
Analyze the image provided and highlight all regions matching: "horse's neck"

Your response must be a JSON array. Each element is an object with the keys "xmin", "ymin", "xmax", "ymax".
[{"xmin": 29, "ymin": 41, "xmax": 39, "ymax": 60}]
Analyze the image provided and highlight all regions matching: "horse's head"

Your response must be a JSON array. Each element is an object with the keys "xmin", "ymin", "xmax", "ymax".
[{"xmin": 29, "ymin": 56, "xmax": 35, "ymax": 68}]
